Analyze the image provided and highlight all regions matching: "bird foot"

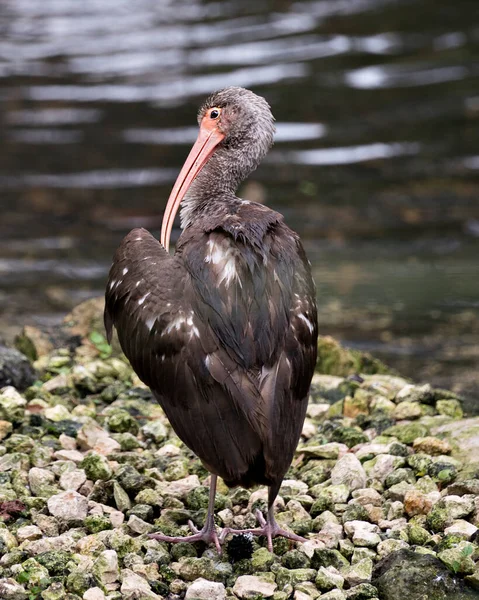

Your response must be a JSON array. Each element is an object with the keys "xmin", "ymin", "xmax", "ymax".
[
  {"xmin": 148, "ymin": 519, "xmax": 222, "ymax": 554},
  {"xmin": 219, "ymin": 509, "xmax": 307, "ymax": 552}
]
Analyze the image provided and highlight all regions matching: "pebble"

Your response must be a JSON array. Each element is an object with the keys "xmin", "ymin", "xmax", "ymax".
[
  {"xmin": 47, "ymin": 490, "xmax": 88, "ymax": 521},
  {"xmin": 0, "ymin": 578, "xmax": 27, "ymax": 599},
  {"xmin": 83, "ymin": 588, "xmax": 106, "ymax": 600},
  {"xmin": 28, "ymin": 467, "xmax": 55, "ymax": 496},
  {"xmin": 184, "ymin": 578, "xmax": 227, "ymax": 600},
  {"xmin": 59, "ymin": 468, "xmax": 87, "ymax": 491},
  {"xmin": 53, "ymin": 449, "xmax": 85, "ymax": 463},
  {"xmin": 233, "ymin": 575, "xmax": 277, "ymax": 599},
  {"xmin": 412, "ymin": 436, "xmax": 452, "ymax": 456},
  {"xmin": 120, "ymin": 569, "xmax": 161, "ymax": 599},
  {"xmin": 331, "ymin": 454, "xmax": 367, "ymax": 491},
  {"xmin": 343, "ymin": 521, "xmax": 381, "ymax": 547},
  {"xmin": 16, "ymin": 525, "xmax": 42, "ymax": 542}
]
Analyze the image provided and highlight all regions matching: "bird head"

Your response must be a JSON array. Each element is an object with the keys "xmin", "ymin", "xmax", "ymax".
[{"xmin": 160, "ymin": 87, "xmax": 275, "ymax": 251}]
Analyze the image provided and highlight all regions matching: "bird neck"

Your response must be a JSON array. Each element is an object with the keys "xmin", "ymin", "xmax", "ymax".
[{"xmin": 179, "ymin": 152, "xmax": 246, "ymax": 230}]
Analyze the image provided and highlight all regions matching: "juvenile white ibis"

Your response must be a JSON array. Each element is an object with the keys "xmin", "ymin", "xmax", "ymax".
[{"xmin": 105, "ymin": 87, "xmax": 318, "ymax": 552}]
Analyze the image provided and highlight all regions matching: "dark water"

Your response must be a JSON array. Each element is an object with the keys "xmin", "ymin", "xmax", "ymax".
[{"xmin": 1, "ymin": 0, "xmax": 479, "ymax": 407}]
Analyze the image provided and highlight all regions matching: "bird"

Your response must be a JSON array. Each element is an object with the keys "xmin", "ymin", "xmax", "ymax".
[{"xmin": 104, "ymin": 87, "xmax": 318, "ymax": 552}]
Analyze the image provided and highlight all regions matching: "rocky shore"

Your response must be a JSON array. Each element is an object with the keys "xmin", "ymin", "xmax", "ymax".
[{"xmin": 0, "ymin": 299, "xmax": 477, "ymax": 600}]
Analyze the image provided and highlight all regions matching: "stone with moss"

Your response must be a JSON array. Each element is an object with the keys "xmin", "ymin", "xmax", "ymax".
[
  {"xmin": 80, "ymin": 453, "xmax": 112, "ymax": 481},
  {"xmin": 84, "ymin": 515, "xmax": 112, "ymax": 534},
  {"xmin": 251, "ymin": 547, "xmax": 275, "ymax": 571},
  {"xmin": 311, "ymin": 548, "xmax": 350, "ymax": 571}
]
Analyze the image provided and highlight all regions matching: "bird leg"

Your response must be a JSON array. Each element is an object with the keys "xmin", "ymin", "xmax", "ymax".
[
  {"xmin": 219, "ymin": 484, "xmax": 307, "ymax": 552},
  {"xmin": 148, "ymin": 474, "xmax": 221, "ymax": 554}
]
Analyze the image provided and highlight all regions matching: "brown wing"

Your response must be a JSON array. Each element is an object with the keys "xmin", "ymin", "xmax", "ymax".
[{"xmin": 105, "ymin": 218, "xmax": 317, "ymax": 486}]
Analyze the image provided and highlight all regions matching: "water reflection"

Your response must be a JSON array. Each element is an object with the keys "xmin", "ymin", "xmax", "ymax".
[{"xmin": 0, "ymin": 0, "xmax": 478, "ymax": 408}]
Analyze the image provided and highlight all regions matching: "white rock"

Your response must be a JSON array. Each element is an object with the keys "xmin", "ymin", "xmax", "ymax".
[
  {"xmin": 155, "ymin": 444, "xmax": 181, "ymax": 458},
  {"xmin": 77, "ymin": 420, "xmax": 120, "ymax": 456},
  {"xmin": 344, "ymin": 520, "xmax": 381, "ymax": 547},
  {"xmin": 161, "ymin": 475, "xmax": 201, "ymax": 498},
  {"xmin": 445, "ymin": 519, "xmax": 478, "ymax": 539},
  {"xmin": 317, "ymin": 522, "xmax": 344, "ymax": 548},
  {"xmin": 0, "ymin": 578, "xmax": 27, "ymax": 599},
  {"xmin": 60, "ymin": 469, "xmax": 87, "ymax": 491},
  {"xmin": 59, "ymin": 433, "xmax": 77, "ymax": 450},
  {"xmin": 185, "ymin": 578, "xmax": 226, "ymax": 600},
  {"xmin": 47, "ymin": 490, "xmax": 88, "ymax": 521},
  {"xmin": 233, "ymin": 576, "xmax": 277, "ymax": 599},
  {"xmin": 53, "ymin": 449, "xmax": 85, "ymax": 463},
  {"xmin": 16, "ymin": 525, "xmax": 43, "ymax": 543},
  {"xmin": 366, "ymin": 454, "xmax": 400, "ymax": 483},
  {"xmin": 442, "ymin": 495, "xmax": 476, "ymax": 519},
  {"xmin": 83, "ymin": 588, "xmax": 106, "ymax": 600},
  {"xmin": 331, "ymin": 454, "xmax": 367, "ymax": 491},
  {"xmin": 120, "ymin": 569, "xmax": 161, "ymax": 599},
  {"xmin": 351, "ymin": 488, "xmax": 383, "ymax": 507},
  {"xmin": 26, "ymin": 534, "xmax": 76, "ymax": 555}
]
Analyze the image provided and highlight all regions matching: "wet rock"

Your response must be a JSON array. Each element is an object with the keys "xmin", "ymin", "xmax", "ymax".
[
  {"xmin": 185, "ymin": 578, "xmax": 227, "ymax": 600},
  {"xmin": 0, "ymin": 346, "xmax": 35, "ymax": 392},
  {"xmin": 232, "ymin": 575, "xmax": 277, "ymax": 598},
  {"xmin": 372, "ymin": 549, "xmax": 479, "ymax": 600},
  {"xmin": 331, "ymin": 454, "xmax": 367, "ymax": 491},
  {"xmin": 47, "ymin": 490, "xmax": 88, "ymax": 521}
]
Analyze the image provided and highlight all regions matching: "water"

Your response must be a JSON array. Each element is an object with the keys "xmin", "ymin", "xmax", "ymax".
[{"xmin": 1, "ymin": 0, "xmax": 478, "ymax": 409}]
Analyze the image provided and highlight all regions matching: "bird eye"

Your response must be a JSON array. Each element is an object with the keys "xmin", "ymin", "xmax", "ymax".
[{"xmin": 210, "ymin": 108, "xmax": 220, "ymax": 119}]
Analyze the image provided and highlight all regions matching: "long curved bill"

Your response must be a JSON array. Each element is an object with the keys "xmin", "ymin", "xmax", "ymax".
[{"xmin": 160, "ymin": 118, "xmax": 225, "ymax": 251}]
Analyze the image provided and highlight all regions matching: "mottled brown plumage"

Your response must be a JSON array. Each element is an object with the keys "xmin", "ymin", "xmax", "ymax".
[{"xmin": 105, "ymin": 87, "xmax": 318, "ymax": 551}]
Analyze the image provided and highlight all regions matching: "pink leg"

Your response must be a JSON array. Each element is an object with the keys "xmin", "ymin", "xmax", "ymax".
[
  {"xmin": 149, "ymin": 474, "xmax": 221, "ymax": 554},
  {"xmin": 220, "ymin": 507, "xmax": 306, "ymax": 552}
]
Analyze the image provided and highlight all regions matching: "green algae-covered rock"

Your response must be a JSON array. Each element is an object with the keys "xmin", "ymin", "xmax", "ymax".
[
  {"xmin": 372, "ymin": 549, "xmax": 479, "ymax": 600},
  {"xmin": 438, "ymin": 541, "xmax": 476, "ymax": 575},
  {"xmin": 315, "ymin": 566, "xmax": 345, "ymax": 591},
  {"xmin": 106, "ymin": 409, "xmax": 139, "ymax": 435},
  {"xmin": 311, "ymin": 548, "xmax": 350, "ymax": 571},
  {"xmin": 173, "ymin": 557, "xmax": 232, "ymax": 583},
  {"xmin": 280, "ymin": 549, "xmax": 310, "ymax": 569},
  {"xmin": 275, "ymin": 567, "xmax": 316, "ymax": 587},
  {"xmin": 436, "ymin": 400, "xmax": 463, "ymax": 419},
  {"xmin": 36, "ymin": 551, "xmax": 72, "ymax": 575},
  {"xmin": 84, "ymin": 515, "xmax": 112, "ymax": 534},
  {"xmin": 382, "ymin": 423, "xmax": 429, "ymax": 445},
  {"xmin": 252, "ymin": 547, "xmax": 275, "ymax": 571},
  {"xmin": 80, "ymin": 452, "xmax": 112, "ymax": 481}
]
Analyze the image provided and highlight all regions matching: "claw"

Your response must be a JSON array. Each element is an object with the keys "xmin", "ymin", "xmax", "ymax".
[
  {"xmin": 149, "ymin": 518, "xmax": 222, "ymax": 554},
  {"xmin": 219, "ymin": 508, "xmax": 307, "ymax": 552}
]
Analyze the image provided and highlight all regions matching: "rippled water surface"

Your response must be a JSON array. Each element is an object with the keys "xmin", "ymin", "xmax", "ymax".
[{"xmin": 1, "ymin": 0, "xmax": 479, "ymax": 407}]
